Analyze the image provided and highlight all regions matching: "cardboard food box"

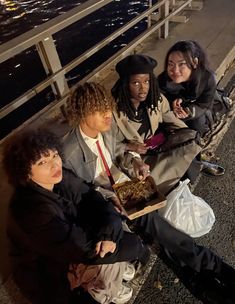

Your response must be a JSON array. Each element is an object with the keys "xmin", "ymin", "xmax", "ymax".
[{"xmin": 112, "ymin": 176, "xmax": 166, "ymax": 220}]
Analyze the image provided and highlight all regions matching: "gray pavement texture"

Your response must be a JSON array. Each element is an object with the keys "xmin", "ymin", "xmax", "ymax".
[{"xmin": 132, "ymin": 103, "xmax": 235, "ymax": 303}]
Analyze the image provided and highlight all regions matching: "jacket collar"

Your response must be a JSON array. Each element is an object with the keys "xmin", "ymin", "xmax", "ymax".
[
  {"xmin": 75, "ymin": 127, "xmax": 97, "ymax": 163},
  {"xmin": 17, "ymin": 180, "xmax": 61, "ymax": 202},
  {"xmin": 113, "ymin": 108, "xmax": 158, "ymax": 141},
  {"xmin": 75, "ymin": 126, "xmax": 114, "ymax": 162}
]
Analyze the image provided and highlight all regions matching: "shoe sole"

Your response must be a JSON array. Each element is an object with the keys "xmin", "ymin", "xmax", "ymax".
[{"xmin": 201, "ymin": 171, "xmax": 225, "ymax": 177}]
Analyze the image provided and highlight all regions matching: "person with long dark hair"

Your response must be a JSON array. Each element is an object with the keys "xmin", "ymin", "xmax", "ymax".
[{"xmin": 158, "ymin": 40, "xmax": 231, "ymax": 136}]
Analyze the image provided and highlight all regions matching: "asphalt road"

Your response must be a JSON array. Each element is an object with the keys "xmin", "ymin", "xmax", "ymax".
[{"xmin": 133, "ymin": 104, "xmax": 235, "ymax": 303}]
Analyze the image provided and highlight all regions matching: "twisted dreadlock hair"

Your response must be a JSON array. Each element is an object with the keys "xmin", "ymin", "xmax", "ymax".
[
  {"xmin": 66, "ymin": 82, "xmax": 115, "ymax": 127},
  {"xmin": 111, "ymin": 73, "xmax": 162, "ymax": 120}
]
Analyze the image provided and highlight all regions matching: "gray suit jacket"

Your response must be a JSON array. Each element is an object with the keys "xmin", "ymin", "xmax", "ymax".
[{"xmin": 63, "ymin": 123, "xmax": 134, "ymax": 184}]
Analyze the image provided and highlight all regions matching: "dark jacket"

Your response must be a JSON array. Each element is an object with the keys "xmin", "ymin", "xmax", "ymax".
[
  {"xmin": 158, "ymin": 69, "xmax": 216, "ymax": 120},
  {"xmin": 7, "ymin": 168, "xmax": 123, "ymax": 303}
]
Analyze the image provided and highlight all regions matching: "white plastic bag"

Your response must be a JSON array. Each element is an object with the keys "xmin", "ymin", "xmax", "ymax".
[{"xmin": 159, "ymin": 179, "xmax": 215, "ymax": 238}]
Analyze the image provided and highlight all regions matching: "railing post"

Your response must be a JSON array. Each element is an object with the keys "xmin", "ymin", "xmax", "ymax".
[
  {"xmin": 148, "ymin": 0, "xmax": 153, "ymax": 28},
  {"xmin": 36, "ymin": 36, "xmax": 69, "ymax": 98},
  {"xmin": 159, "ymin": 0, "xmax": 170, "ymax": 38}
]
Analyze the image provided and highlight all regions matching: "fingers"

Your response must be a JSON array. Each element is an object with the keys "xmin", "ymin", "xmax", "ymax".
[
  {"xmin": 113, "ymin": 206, "xmax": 121, "ymax": 213},
  {"xmin": 137, "ymin": 145, "xmax": 148, "ymax": 155},
  {"xmin": 127, "ymin": 142, "xmax": 148, "ymax": 154},
  {"xmin": 181, "ymin": 108, "xmax": 189, "ymax": 117},
  {"xmin": 173, "ymin": 98, "xmax": 182, "ymax": 109},
  {"xmin": 110, "ymin": 196, "xmax": 122, "ymax": 213},
  {"xmin": 178, "ymin": 109, "xmax": 189, "ymax": 118},
  {"xmin": 137, "ymin": 165, "xmax": 151, "ymax": 180},
  {"xmin": 132, "ymin": 159, "xmax": 150, "ymax": 180},
  {"xmin": 174, "ymin": 107, "xmax": 188, "ymax": 119},
  {"xmin": 175, "ymin": 98, "xmax": 182, "ymax": 107},
  {"xmin": 175, "ymin": 111, "xmax": 184, "ymax": 119},
  {"xmin": 114, "ymin": 204, "xmax": 128, "ymax": 217},
  {"xmin": 99, "ymin": 241, "xmax": 116, "ymax": 258},
  {"xmin": 134, "ymin": 143, "xmax": 148, "ymax": 154},
  {"xmin": 140, "ymin": 168, "xmax": 151, "ymax": 180},
  {"xmin": 113, "ymin": 203, "xmax": 128, "ymax": 216},
  {"xmin": 100, "ymin": 250, "xmax": 106, "ymax": 258},
  {"xmin": 120, "ymin": 206, "xmax": 128, "ymax": 217},
  {"xmin": 95, "ymin": 241, "xmax": 102, "ymax": 255}
]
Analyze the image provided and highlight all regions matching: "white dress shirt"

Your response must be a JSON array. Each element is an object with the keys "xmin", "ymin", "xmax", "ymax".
[{"xmin": 80, "ymin": 128, "xmax": 129, "ymax": 191}]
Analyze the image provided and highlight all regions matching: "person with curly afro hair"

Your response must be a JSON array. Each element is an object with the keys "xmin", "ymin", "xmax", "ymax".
[
  {"xmin": 3, "ymin": 128, "xmax": 64, "ymax": 187},
  {"xmin": 3, "ymin": 127, "xmax": 150, "ymax": 304}
]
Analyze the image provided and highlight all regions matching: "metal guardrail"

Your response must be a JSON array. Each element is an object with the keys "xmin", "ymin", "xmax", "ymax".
[
  {"xmin": 0, "ymin": 0, "xmax": 196, "ymax": 141},
  {"xmin": 0, "ymin": 0, "xmax": 113, "ymax": 63}
]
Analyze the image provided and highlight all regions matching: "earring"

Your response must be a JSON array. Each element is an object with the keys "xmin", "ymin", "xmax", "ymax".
[{"xmin": 193, "ymin": 57, "xmax": 199, "ymax": 68}]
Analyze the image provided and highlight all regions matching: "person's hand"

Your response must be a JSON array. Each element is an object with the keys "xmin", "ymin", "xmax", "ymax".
[
  {"xmin": 126, "ymin": 142, "xmax": 148, "ymax": 155},
  {"xmin": 132, "ymin": 158, "xmax": 150, "ymax": 180},
  {"xmin": 172, "ymin": 98, "xmax": 183, "ymax": 110},
  {"xmin": 172, "ymin": 98, "xmax": 189, "ymax": 119},
  {"xmin": 109, "ymin": 196, "xmax": 128, "ymax": 217},
  {"xmin": 174, "ymin": 107, "xmax": 189, "ymax": 119},
  {"xmin": 95, "ymin": 240, "xmax": 116, "ymax": 258}
]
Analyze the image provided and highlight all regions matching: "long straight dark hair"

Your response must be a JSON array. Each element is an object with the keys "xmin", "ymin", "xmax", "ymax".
[{"xmin": 164, "ymin": 40, "xmax": 212, "ymax": 82}]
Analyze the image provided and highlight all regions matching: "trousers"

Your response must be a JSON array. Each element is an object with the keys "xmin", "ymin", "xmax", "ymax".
[
  {"xmin": 185, "ymin": 110, "xmax": 213, "ymax": 136},
  {"xmin": 134, "ymin": 212, "xmax": 222, "ymax": 273}
]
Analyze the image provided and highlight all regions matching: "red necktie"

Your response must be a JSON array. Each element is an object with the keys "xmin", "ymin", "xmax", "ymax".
[{"xmin": 96, "ymin": 140, "xmax": 115, "ymax": 186}]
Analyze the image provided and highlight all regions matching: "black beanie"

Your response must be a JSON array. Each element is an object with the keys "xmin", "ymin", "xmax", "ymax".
[{"xmin": 115, "ymin": 54, "xmax": 157, "ymax": 78}]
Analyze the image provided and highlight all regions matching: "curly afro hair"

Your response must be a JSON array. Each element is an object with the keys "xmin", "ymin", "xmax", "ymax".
[{"xmin": 2, "ymin": 128, "xmax": 63, "ymax": 187}]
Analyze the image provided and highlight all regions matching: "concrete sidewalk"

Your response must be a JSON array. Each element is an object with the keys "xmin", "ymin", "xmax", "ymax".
[{"xmin": 144, "ymin": 0, "xmax": 235, "ymax": 76}]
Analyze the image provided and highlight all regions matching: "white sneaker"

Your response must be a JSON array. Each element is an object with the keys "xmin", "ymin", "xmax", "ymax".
[
  {"xmin": 112, "ymin": 285, "xmax": 133, "ymax": 304},
  {"xmin": 123, "ymin": 263, "xmax": 136, "ymax": 281}
]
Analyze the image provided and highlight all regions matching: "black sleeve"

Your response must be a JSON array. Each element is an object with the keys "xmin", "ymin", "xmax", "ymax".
[
  {"xmin": 58, "ymin": 168, "xmax": 124, "ymax": 243},
  {"xmin": 158, "ymin": 72, "xmax": 179, "ymax": 106},
  {"xmin": 184, "ymin": 72, "xmax": 216, "ymax": 120},
  {"xmin": 10, "ymin": 176, "xmax": 123, "ymax": 265},
  {"xmin": 10, "ymin": 201, "xmax": 93, "ymax": 264},
  {"xmin": 78, "ymin": 190, "xmax": 123, "ymax": 243}
]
